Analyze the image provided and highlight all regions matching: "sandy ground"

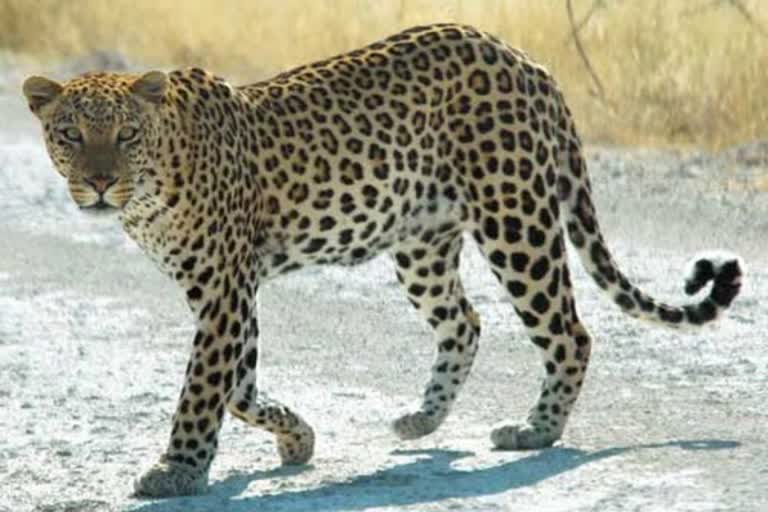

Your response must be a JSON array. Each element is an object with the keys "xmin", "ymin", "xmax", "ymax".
[{"xmin": 0, "ymin": 81, "xmax": 766, "ymax": 512}]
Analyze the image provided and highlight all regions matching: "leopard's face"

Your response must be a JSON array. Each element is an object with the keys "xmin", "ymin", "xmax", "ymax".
[{"xmin": 23, "ymin": 71, "xmax": 167, "ymax": 213}]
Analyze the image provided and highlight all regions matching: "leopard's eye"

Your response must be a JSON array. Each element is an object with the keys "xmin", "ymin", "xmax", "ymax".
[
  {"xmin": 60, "ymin": 126, "xmax": 82, "ymax": 143},
  {"xmin": 117, "ymin": 126, "xmax": 139, "ymax": 142}
]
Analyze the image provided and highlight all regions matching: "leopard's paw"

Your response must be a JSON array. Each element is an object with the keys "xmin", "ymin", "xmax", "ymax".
[
  {"xmin": 277, "ymin": 423, "xmax": 315, "ymax": 465},
  {"xmin": 133, "ymin": 457, "xmax": 208, "ymax": 498},
  {"xmin": 490, "ymin": 423, "xmax": 559, "ymax": 450},
  {"xmin": 392, "ymin": 411, "xmax": 440, "ymax": 440}
]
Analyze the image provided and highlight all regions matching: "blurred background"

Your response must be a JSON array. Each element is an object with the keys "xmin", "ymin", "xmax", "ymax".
[{"xmin": 1, "ymin": 0, "xmax": 766, "ymax": 149}]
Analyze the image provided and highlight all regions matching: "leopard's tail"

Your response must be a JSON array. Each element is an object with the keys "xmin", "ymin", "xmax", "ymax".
[{"xmin": 556, "ymin": 114, "xmax": 743, "ymax": 328}]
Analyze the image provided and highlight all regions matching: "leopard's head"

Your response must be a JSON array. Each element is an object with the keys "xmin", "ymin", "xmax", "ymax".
[{"xmin": 23, "ymin": 71, "xmax": 167, "ymax": 213}]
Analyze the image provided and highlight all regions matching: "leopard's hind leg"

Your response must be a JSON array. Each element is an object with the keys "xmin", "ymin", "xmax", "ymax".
[
  {"xmin": 390, "ymin": 231, "xmax": 481, "ymax": 440},
  {"xmin": 475, "ymin": 218, "xmax": 592, "ymax": 449}
]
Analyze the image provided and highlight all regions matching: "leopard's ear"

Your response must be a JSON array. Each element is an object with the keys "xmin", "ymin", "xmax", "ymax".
[
  {"xmin": 131, "ymin": 71, "xmax": 167, "ymax": 104},
  {"xmin": 23, "ymin": 76, "xmax": 63, "ymax": 112}
]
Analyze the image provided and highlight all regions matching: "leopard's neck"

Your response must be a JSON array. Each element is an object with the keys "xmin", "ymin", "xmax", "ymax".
[{"xmin": 120, "ymin": 74, "xmax": 262, "ymax": 290}]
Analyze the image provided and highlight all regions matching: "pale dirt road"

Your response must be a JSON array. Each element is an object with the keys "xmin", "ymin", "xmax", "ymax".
[{"xmin": 0, "ymin": 85, "xmax": 766, "ymax": 512}]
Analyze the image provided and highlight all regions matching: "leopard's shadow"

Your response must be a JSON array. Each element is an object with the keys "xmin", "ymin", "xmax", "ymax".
[{"xmin": 130, "ymin": 439, "xmax": 738, "ymax": 512}]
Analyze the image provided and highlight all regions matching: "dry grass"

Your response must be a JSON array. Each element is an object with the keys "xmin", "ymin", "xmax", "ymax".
[{"xmin": 1, "ymin": 0, "xmax": 766, "ymax": 149}]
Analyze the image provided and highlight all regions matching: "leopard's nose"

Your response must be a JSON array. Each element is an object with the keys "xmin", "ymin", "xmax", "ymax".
[{"xmin": 84, "ymin": 175, "xmax": 118, "ymax": 194}]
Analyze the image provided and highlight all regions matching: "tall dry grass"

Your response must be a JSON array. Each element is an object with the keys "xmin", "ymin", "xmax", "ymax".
[{"xmin": 1, "ymin": 0, "xmax": 766, "ymax": 149}]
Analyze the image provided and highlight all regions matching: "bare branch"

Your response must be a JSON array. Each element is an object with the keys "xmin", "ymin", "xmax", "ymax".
[
  {"xmin": 730, "ymin": 0, "xmax": 768, "ymax": 37},
  {"xmin": 562, "ymin": 0, "xmax": 606, "ymax": 45},
  {"xmin": 565, "ymin": 0, "xmax": 606, "ymax": 99}
]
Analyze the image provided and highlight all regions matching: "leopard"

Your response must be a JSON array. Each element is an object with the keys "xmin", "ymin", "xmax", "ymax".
[{"xmin": 23, "ymin": 23, "xmax": 743, "ymax": 497}]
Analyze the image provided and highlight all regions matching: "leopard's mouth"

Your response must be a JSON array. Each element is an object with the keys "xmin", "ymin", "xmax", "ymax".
[
  {"xmin": 79, "ymin": 198, "xmax": 121, "ymax": 214},
  {"xmin": 70, "ymin": 184, "xmax": 133, "ymax": 213},
  {"xmin": 83, "ymin": 199, "xmax": 112, "ymax": 209}
]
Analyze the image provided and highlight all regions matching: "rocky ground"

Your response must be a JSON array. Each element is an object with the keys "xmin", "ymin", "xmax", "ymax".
[{"xmin": 0, "ymin": 81, "xmax": 766, "ymax": 511}]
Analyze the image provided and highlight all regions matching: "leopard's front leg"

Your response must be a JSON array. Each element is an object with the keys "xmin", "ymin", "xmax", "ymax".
[
  {"xmin": 134, "ymin": 284, "xmax": 253, "ymax": 497},
  {"xmin": 226, "ymin": 301, "xmax": 315, "ymax": 466}
]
